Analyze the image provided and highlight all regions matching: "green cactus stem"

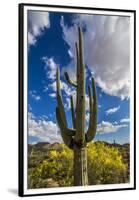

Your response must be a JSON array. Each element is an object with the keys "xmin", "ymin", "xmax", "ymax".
[
  {"xmin": 70, "ymin": 95, "xmax": 76, "ymax": 129},
  {"xmin": 56, "ymin": 67, "xmax": 75, "ymax": 149},
  {"xmin": 56, "ymin": 26, "xmax": 98, "ymax": 186},
  {"xmin": 56, "ymin": 67, "xmax": 67, "ymax": 126},
  {"xmin": 56, "ymin": 106, "xmax": 75, "ymax": 149},
  {"xmin": 86, "ymin": 77, "xmax": 98, "ymax": 142}
]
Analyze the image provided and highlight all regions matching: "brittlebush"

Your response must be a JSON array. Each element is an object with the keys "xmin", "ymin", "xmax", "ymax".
[{"xmin": 28, "ymin": 142, "xmax": 128, "ymax": 188}]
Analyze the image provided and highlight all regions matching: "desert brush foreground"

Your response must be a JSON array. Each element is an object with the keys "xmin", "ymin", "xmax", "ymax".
[{"xmin": 28, "ymin": 141, "xmax": 129, "ymax": 189}]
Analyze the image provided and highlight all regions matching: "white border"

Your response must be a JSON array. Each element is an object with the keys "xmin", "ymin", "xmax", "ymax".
[{"xmin": 23, "ymin": 5, "xmax": 135, "ymax": 196}]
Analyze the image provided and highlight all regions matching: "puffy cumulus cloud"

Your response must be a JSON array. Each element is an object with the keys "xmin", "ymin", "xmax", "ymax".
[
  {"xmin": 60, "ymin": 81, "xmax": 76, "ymax": 97},
  {"xmin": 48, "ymin": 80, "xmax": 75, "ymax": 96},
  {"xmin": 42, "ymin": 55, "xmax": 93, "ymax": 112},
  {"xmin": 60, "ymin": 17, "xmax": 78, "ymax": 82},
  {"xmin": 28, "ymin": 112, "xmax": 62, "ymax": 143},
  {"xmin": 60, "ymin": 16, "xmax": 78, "ymax": 58},
  {"xmin": 106, "ymin": 105, "xmax": 120, "ymax": 115},
  {"xmin": 48, "ymin": 79, "xmax": 90, "ymax": 111},
  {"xmin": 97, "ymin": 121, "xmax": 128, "ymax": 134},
  {"xmin": 60, "ymin": 14, "xmax": 130, "ymax": 100},
  {"xmin": 42, "ymin": 56, "xmax": 76, "ymax": 99},
  {"xmin": 42, "ymin": 56, "xmax": 57, "ymax": 81},
  {"xmin": 28, "ymin": 11, "xmax": 50, "ymax": 46},
  {"xmin": 48, "ymin": 81, "xmax": 56, "ymax": 91},
  {"xmin": 29, "ymin": 90, "xmax": 41, "ymax": 101},
  {"xmin": 42, "ymin": 56, "xmax": 77, "ymax": 104}
]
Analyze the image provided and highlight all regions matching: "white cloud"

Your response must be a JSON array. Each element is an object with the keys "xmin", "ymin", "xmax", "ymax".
[
  {"xmin": 49, "ymin": 93, "xmax": 56, "ymax": 98},
  {"xmin": 28, "ymin": 32, "xmax": 36, "ymax": 46},
  {"xmin": 97, "ymin": 121, "xmax": 128, "ymax": 134},
  {"xmin": 28, "ymin": 11, "xmax": 50, "ymax": 46},
  {"xmin": 29, "ymin": 90, "xmax": 41, "ymax": 101},
  {"xmin": 60, "ymin": 15, "xmax": 130, "ymax": 100},
  {"xmin": 120, "ymin": 118, "xmax": 130, "ymax": 123},
  {"xmin": 48, "ymin": 80, "xmax": 75, "ymax": 96},
  {"xmin": 42, "ymin": 56, "xmax": 57, "ymax": 81},
  {"xmin": 42, "ymin": 55, "xmax": 93, "ymax": 112},
  {"xmin": 28, "ymin": 112, "xmax": 62, "ymax": 143},
  {"xmin": 42, "ymin": 56, "xmax": 77, "ymax": 102},
  {"xmin": 61, "ymin": 81, "xmax": 76, "ymax": 96},
  {"xmin": 49, "ymin": 81, "xmax": 56, "ymax": 91},
  {"xmin": 60, "ymin": 16, "xmax": 78, "ymax": 57},
  {"xmin": 106, "ymin": 106, "xmax": 120, "ymax": 115}
]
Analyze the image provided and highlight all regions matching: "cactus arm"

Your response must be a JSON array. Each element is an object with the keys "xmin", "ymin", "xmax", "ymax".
[
  {"xmin": 56, "ymin": 67, "xmax": 67, "ymax": 126},
  {"xmin": 64, "ymin": 72, "xmax": 77, "ymax": 87},
  {"xmin": 70, "ymin": 95, "xmax": 76, "ymax": 128},
  {"xmin": 56, "ymin": 67, "xmax": 75, "ymax": 149},
  {"xmin": 56, "ymin": 107, "xmax": 75, "ymax": 149},
  {"xmin": 86, "ymin": 77, "xmax": 98, "ymax": 142}
]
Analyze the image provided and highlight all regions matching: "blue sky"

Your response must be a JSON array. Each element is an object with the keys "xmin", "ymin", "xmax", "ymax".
[{"xmin": 27, "ymin": 10, "xmax": 130, "ymax": 144}]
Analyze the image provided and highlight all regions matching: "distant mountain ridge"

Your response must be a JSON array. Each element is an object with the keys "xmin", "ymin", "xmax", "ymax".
[
  {"xmin": 28, "ymin": 141, "xmax": 61, "ymax": 153},
  {"xmin": 28, "ymin": 141, "xmax": 129, "ymax": 152}
]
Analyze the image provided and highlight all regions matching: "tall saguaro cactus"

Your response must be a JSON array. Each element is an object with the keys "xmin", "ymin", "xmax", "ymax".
[{"xmin": 56, "ymin": 27, "xmax": 98, "ymax": 186}]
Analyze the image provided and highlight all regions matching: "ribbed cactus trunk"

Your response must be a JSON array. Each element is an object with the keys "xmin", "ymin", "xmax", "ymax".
[
  {"xmin": 56, "ymin": 26, "xmax": 98, "ymax": 186},
  {"xmin": 75, "ymin": 28, "xmax": 85, "ymax": 143},
  {"xmin": 74, "ymin": 147, "xmax": 88, "ymax": 185},
  {"xmin": 74, "ymin": 28, "xmax": 87, "ymax": 185}
]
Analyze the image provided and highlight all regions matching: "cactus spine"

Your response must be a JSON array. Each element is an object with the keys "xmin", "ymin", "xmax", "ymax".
[{"xmin": 56, "ymin": 27, "xmax": 98, "ymax": 186}]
